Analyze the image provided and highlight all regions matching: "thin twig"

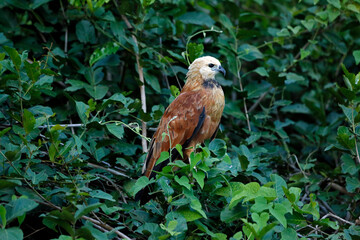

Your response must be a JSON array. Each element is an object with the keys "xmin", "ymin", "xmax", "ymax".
[
  {"xmin": 38, "ymin": 200, "xmax": 132, "ymax": 240},
  {"xmin": 290, "ymin": 154, "xmax": 308, "ymax": 178},
  {"xmin": 24, "ymin": 227, "xmax": 47, "ymax": 239},
  {"xmin": 96, "ymin": 174, "xmax": 127, "ymax": 203},
  {"xmin": 248, "ymin": 87, "xmax": 272, "ymax": 113},
  {"xmin": 82, "ymin": 216, "xmax": 132, "ymax": 240},
  {"xmin": 321, "ymin": 213, "xmax": 354, "ymax": 225},
  {"xmin": 88, "ymin": 163, "xmax": 130, "ymax": 178},
  {"xmin": 121, "ymin": 15, "xmax": 148, "ymax": 153},
  {"xmin": 327, "ymin": 182, "xmax": 355, "ymax": 196}
]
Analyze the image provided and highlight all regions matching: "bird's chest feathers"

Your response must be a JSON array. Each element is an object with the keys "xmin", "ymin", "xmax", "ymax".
[{"xmin": 201, "ymin": 79, "xmax": 225, "ymax": 119}]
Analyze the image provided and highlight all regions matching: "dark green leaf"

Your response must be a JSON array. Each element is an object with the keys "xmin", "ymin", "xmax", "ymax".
[
  {"xmin": 0, "ymin": 228, "xmax": 23, "ymax": 240},
  {"xmin": 177, "ymin": 12, "xmax": 215, "ymax": 27},
  {"xmin": 23, "ymin": 109, "xmax": 36, "ymax": 134},
  {"xmin": 74, "ymin": 203, "xmax": 103, "ymax": 220},
  {"xmin": 76, "ymin": 20, "xmax": 96, "ymax": 44},
  {"xmin": 6, "ymin": 198, "xmax": 38, "ymax": 222},
  {"xmin": 106, "ymin": 123, "xmax": 124, "ymax": 139},
  {"xmin": 3, "ymin": 46, "xmax": 21, "ymax": 71},
  {"xmin": 188, "ymin": 43, "xmax": 204, "ymax": 63}
]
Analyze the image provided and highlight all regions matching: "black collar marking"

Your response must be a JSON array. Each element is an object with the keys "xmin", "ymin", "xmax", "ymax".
[{"xmin": 202, "ymin": 79, "xmax": 220, "ymax": 89}]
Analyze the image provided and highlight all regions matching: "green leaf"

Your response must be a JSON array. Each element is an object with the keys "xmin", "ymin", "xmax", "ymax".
[
  {"xmin": 177, "ymin": 208, "xmax": 202, "ymax": 222},
  {"xmin": 220, "ymin": 205, "xmax": 246, "ymax": 223},
  {"xmin": 0, "ymin": 205, "xmax": 6, "ymax": 228},
  {"xmin": 84, "ymin": 84, "xmax": 109, "ymax": 100},
  {"xmin": 23, "ymin": 109, "xmax": 36, "ymax": 134},
  {"xmin": 26, "ymin": 169, "xmax": 48, "ymax": 185},
  {"xmin": 281, "ymin": 228, "xmax": 297, "ymax": 240},
  {"xmin": 232, "ymin": 232, "xmax": 243, "ymax": 240},
  {"xmin": 175, "ymin": 144, "xmax": 183, "ymax": 158},
  {"xmin": 339, "ymin": 104, "xmax": 357, "ymax": 124},
  {"xmin": 347, "ymin": 4, "xmax": 360, "ymax": 13},
  {"xmin": 90, "ymin": 190, "xmax": 115, "ymax": 202},
  {"xmin": 158, "ymin": 177, "xmax": 174, "ymax": 196},
  {"xmin": 345, "ymin": 176, "xmax": 360, "ymax": 192},
  {"xmin": 190, "ymin": 152, "xmax": 202, "ymax": 169},
  {"xmin": 192, "ymin": 169, "xmax": 205, "ymax": 189},
  {"xmin": 238, "ymin": 44, "xmax": 263, "ymax": 61},
  {"xmin": 337, "ymin": 126, "xmax": 355, "ymax": 149},
  {"xmin": 0, "ymin": 227, "xmax": 23, "ymax": 240},
  {"xmin": 301, "ymin": 19, "xmax": 316, "ymax": 31},
  {"xmin": 270, "ymin": 174, "xmax": 287, "ymax": 198},
  {"xmin": 219, "ymin": 13, "xmax": 234, "ymax": 36},
  {"xmin": 144, "ymin": 72, "xmax": 161, "ymax": 93},
  {"xmin": 328, "ymin": 0, "xmax": 341, "ymax": 8},
  {"xmin": 90, "ymin": 42, "xmax": 119, "ymax": 66},
  {"xmin": 76, "ymin": 20, "xmax": 96, "ymax": 44},
  {"xmin": 250, "ymin": 197, "xmax": 268, "ymax": 213},
  {"xmin": 3, "ymin": 46, "xmax": 21, "ymax": 71},
  {"xmin": 31, "ymin": 0, "xmax": 52, "ymax": 9},
  {"xmin": 353, "ymin": 50, "xmax": 360, "ymax": 65},
  {"xmin": 277, "ymin": 28, "xmax": 291, "ymax": 37},
  {"xmin": 269, "ymin": 203, "xmax": 288, "ymax": 228},
  {"xmin": 300, "ymin": 49, "xmax": 311, "ymax": 60},
  {"xmin": 229, "ymin": 182, "xmax": 260, "ymax": 209},
  {"xmin": 140, "ymin": 0, "xmax": 155, "ymax": 7},
  {"xmin": 341, "ymin": 154, "xmax": 358, "ymax": 175},
  {"xmin": 74, "ymin": 203, "xmax": 103, "ymax": 220},
  {"xmin": 132, "ymin": 176, "xmax": 155, "ymax": 196},
  {"xmin": 24, "ymin": 61, "xmax": 40, "ymax": 83},
  {"xmin": 209, "ymin": 139, "xmax": 226, "ymax": 157},
  {"xmin": 75, "ymin": 101, "xmax": 89, "ymax": 124},
  {"xmin": 0, "ymin": 127, "xmax": 11, "ymax": 138},
  {"xmin": 252, "ymin": 212, "xmax": 269, "ymax": 230},
  {"xmin": 106, "ymin": 123, "xmax": 124, "ymax": 139},
  {"xmin": 301, "ymin": 194, "xmax": 320, "ymax": 220},
  {"xmin": 6, "ymin": 198, "xmax": 38, "ymax": 222},
  {"xmin": 177, "ymin": 12, "xmax": 215, "ymax": 27},
  {"xmin": 188, "ymin": 43, "xmax": 204, "ymax": 63},
  {"xmin": 190, "ymin": 198, "xmax": 207, "ymax": 219},
  {"xmin": 174, "ymin": 175, "xmax": 191, "ymax": 190},
  {"xmin": 155, "ymin": 151, "xmax": 170, "ymax": 166},
  {"xmin": 253, "ymin": 67, "xmax": 269, "ymax": 77}
]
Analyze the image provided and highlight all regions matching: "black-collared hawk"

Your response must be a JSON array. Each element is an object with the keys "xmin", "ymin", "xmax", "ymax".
[{"xmin": 136, "ymin": 56, "xmax": 225, "ymax": 203}]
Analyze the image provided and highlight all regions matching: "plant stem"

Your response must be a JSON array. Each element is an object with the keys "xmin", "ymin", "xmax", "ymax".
[
  {"xmin": 121, "ymin": 15, "xmax": 148, "ymax": 153},
  {"xmin": 236, "ymin": 59, "xmax": 251, "ymax": 132}
]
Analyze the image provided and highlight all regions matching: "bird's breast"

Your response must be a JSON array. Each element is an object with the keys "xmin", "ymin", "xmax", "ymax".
[{"xmin": 201, "ymin": 84, "xmax": 225, "ymax": 121}]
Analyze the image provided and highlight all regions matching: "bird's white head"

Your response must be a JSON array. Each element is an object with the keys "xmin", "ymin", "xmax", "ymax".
[{"xmin": 187, "ymin": 56, "xmax": 226, "ymax": 80}]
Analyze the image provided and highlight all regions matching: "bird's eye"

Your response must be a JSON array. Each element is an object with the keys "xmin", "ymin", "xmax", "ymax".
[{"xmin": 208, "ymin": 63, "xmax": 214, "ymax": 68}]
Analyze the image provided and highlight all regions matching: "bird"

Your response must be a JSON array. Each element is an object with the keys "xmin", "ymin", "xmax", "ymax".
[{"xmin": 135, "ymin": 56, "xmax": 226, "ymax": 204}]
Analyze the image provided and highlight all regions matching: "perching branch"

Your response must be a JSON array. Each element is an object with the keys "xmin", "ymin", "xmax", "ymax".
[{"xmin": 121, "ymin": 15, "xmax": 148, "ymax": 153}]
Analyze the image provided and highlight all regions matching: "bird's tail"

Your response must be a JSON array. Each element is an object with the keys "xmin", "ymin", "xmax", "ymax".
[
  {"xmin": 135, "ymin": 158, "xmax": 171, "ymax": 205},
  {"xmin": 135, "ymin": 185, "xmax": 152, "ymax": 205}
]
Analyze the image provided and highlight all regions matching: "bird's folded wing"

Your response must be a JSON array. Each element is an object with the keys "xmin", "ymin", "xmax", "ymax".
[{"xmin": 143, "ymin": 90, "xmax": 205, "ymax": 178}]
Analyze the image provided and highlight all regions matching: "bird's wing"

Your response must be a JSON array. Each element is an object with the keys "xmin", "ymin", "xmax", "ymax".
[{"xmin": 143, "ymin": 90, "xmax": 206, "ymax": 178}]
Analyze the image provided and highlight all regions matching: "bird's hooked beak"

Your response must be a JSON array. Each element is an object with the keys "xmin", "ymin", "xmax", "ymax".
[{"xmin": 216, "ymin": 65, "xmax": 226, "ymax": 76}]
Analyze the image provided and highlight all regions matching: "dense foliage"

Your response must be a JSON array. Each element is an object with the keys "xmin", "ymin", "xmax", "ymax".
[{"xmin": 1, "ymin": 0, "xmax": 360, "ymax": 239}]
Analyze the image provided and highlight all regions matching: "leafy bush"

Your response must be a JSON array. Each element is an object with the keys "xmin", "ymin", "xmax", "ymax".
[{"xmin": 1, "ymin": 0, "xmax": 360, "ymax": 239}]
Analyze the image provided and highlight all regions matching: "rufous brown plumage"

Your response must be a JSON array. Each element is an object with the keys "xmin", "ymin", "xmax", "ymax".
[{"xmin": 136, "ymin": 56, "xmax": 225, "ymax": 203}]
